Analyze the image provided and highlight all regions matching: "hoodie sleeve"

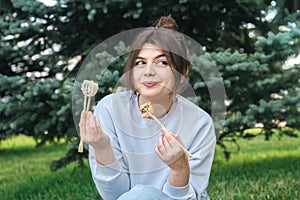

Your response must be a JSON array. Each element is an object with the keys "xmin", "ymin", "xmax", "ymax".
[
  {"xmin": 163, "ymin": 112, "xmax": 216, "ymax": 200},
  {"xmin": 88, "ymin": 96, "xmax": 130, "ymax": 200}
]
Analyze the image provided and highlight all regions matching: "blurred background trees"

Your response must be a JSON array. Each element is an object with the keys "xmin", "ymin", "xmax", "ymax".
[{"xmin": 0, "ymin": 0, "xmax": 299, "ymax": 168}]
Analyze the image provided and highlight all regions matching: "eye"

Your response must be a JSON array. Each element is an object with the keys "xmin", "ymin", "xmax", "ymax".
[
  {"xmin": 156, "ymin": 60, "xmax": 169, "ymax": 67},
  {"xmin": 135, "ymin": 60, "xmax": 146, "ymax": 67}
]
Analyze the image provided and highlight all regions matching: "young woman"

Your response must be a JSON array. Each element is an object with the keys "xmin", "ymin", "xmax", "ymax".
[{"xmin": 79, "ymin": 16, "xmax": 216, "ymax": 200}]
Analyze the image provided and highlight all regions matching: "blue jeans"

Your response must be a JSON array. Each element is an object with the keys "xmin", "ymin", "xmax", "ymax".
[{"xmin": 117, "ymin": 184, "xmax": 173, "ymax": 200}]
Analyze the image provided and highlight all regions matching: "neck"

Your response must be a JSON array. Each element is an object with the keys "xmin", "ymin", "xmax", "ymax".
[{"xmin": 139, "ymin": 94, "xmax": 174, "ymax": 119}]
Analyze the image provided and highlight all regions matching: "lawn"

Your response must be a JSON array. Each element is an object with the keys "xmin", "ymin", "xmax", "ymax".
[
  {"xmin": 0, "ymin": 136, "xmax": 99, "ymax": 200},
  {"xmin": 209, "ymin": 135, "xmax": 300, "ymax": 200},
  {"xmin": 0, "ymin": 134, "xmax": 299, "ymax": 200}
]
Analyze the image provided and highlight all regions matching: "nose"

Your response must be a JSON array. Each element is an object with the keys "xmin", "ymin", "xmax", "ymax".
[{"xmin": 144, "ymin": 62, "xmax": 155, "ymax": 76}]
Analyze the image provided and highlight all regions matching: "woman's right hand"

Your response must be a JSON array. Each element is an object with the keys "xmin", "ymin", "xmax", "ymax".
[
  {"xmin": 79, "ymin": 111, "xmax": 111, "ymax": 149},
  {"xmin": 79, "ymin": 111, "xmax": 115, "ymax": 165}
]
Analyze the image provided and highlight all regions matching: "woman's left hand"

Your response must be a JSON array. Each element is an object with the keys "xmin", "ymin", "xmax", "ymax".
[{"xmin": 155, "ymin": 128, "xmax": 190, "ymax": 186}]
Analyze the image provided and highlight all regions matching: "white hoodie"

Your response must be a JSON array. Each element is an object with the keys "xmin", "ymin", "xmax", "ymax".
[{"xmin": 89, "ymin": 91, "xmax": 216, "ymax": 200}]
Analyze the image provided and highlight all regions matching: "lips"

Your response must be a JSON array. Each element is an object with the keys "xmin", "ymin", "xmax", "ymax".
[{"xmin": 143, "ymin": 82, "xmax": 158, "ymax": 87}]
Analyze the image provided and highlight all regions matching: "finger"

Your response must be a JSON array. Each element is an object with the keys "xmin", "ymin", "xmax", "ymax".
[
  {"xmin": 157, "ymin": 135, "xmax": 167, "ymax": 155},
  {"xmin": 83, "ymin": 113, "xmax": 94, "ymax": 140},
  {"xmin": 173, "ymin": 134, "xmax": 184, "ymax": 144},
  {"xmin": 93, "ymin": 115, "xmax": 101, "ymax": 128},
  {"xmin": 87, "ymin": 112, "xmax": 97, "ymax": 131},
  {"xmin": 162, "ymin": 133, "xmax": 172, "ymax": 149},
  {"xmin": 79, "ymin": 111, "xmax": 87, "ymax": 127},
  {"xmin": 79, "ymin": 111, "xmax": 87, "ymax": 135},
  {"xmin": 93, "ymin": 115, "xmax": 103, "ymax": 135},
  {"xmin": 162, "ymin": 128, "xmax": 183, "ymax": 145},
  {"xmin": 161, "ymin": 127, "xmax": 168, "ymax": 135},
  {"xmin": 155, "ymin": 145, "xmax": 163, "ymax": 159},
  {"xmin": 155, "ymin": 142, "xmax": 166, "ymax": 161},
  {"xmin": 161, "ymin": 128, "xmax": 175, "ymax": 143},
  {"xmin": 161, "ymin": 128, "xmax": 173, "ymax": 137}
]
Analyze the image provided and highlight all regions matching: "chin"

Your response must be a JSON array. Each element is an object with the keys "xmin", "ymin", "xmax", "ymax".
[
  {"xmin": 135, "ymin": 88, "xmax": 154, "ymax": 95},
  {"xmin": 136, "ymin": 86, "xmax": 171, "ymax": 97},
  {"xmin": 138, "ymin": 91, "xmax": 158, "ymax": 97},
  {"xmin": 138, "ymin": 90, "xmax": 171, "ymax": 98}
]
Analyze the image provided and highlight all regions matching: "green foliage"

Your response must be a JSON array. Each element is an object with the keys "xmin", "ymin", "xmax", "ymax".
[
  {"xmin": 212, "ymin": 20, "xmax": 300, "ymax": 155},
  {"xmin": 0, "ymin": 74, "xmax": 75, "ymax": 145},
  {"xmin": 0, "ymin": 0, "xmax": 299, "ymax": 168}
]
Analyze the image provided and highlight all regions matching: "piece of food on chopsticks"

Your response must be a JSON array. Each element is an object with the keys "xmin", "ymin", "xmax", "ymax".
[
  {"xmin": 78, "ymin": 80, "xmax": 99, "ymax": 153},
  {"xmin": 81, "ymin": 80, "xmax": 99, "ymax": 112},
  {"xmin": 139, "ymin": 101, "xmax": 154, "ymax": 118},
  {"xmin": 81, "ymin": 80, "xmax": 98, "ymax": 97},
  {"xmin": 139, "ymin": 101, "xmax": 192, "ymax": 158}
]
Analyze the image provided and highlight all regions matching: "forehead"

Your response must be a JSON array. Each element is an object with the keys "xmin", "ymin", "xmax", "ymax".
[{"xmin": 136, "ymin": 43, "xmax": 166, "ymax": 58}]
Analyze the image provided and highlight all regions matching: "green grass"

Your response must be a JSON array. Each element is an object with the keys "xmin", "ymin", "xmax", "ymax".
[
  {"xmin": 0, "ymin": 134, "xmax": 299, "ymax": 200},
  {"xmin": 0, "ymin": 135, "xmax": 99, "ymax": 200},
  {"xmin": 208, "ymin": 135, "xmax": 300, "ymax": 200}
]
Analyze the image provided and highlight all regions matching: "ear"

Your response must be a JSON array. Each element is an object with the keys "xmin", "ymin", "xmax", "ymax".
[
  {"xmin": 180, "ymin": 66, "xmax": 189, "ymax": 83},
  {"xmin": 184, "ymin": 66, "xmax": 189, "ymax": 77}
]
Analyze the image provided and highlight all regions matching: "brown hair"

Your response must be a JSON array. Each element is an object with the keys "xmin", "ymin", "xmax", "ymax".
[
  {"xmin": 123, "ymin": 15, "xmax": 190, "ymax": 94},
  {"xmin": 154, "ymin": 15, "xmax": 178, "ymax": 30}
]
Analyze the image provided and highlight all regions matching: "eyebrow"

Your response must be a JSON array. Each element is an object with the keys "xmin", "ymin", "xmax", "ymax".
[{"xmin": 135, "ymin": 54, "xmax": 166, "ymax": 60}]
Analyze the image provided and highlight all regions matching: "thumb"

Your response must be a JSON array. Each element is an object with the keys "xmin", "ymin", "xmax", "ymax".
[
  {"xmin": 161, "ymin": 128, "xmax": 174, "ymax": 138},
  {"xmin": 79, "ymin": 111, "xmax": 87, "ymax": 126},
  {"xmin": 161, "ymin": 128, "xmax": 182, "ymax": 143},
  {"xmin": 161, "ymin": 127, "xmax": 171, "ymax": 136}
]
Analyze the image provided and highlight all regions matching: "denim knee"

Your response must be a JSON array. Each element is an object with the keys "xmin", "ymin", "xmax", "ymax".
[{"xmin": 117, "ymin": 184, "xmax": 172, "ymax": 200}]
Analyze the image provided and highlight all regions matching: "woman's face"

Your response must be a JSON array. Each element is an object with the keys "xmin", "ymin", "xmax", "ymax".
[{"xmin": 132, "ymin": 43, "xmax": 176, "ymax": 98}]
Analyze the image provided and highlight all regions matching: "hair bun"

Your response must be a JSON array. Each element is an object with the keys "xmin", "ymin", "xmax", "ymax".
[{"xmin": 154, "ymin": 15, "xmax": 178, "ymax": 30}]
